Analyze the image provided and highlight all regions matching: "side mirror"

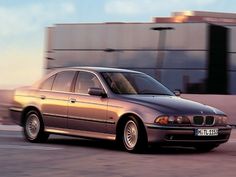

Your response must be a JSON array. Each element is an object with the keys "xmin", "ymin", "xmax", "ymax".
[
  {"xmin": 88, "ymin": 87, "xmax": 107, "ymax": 97},
  {"xmin": 173, "ymin": 89, "xmax": 181, "ymax": 96}
]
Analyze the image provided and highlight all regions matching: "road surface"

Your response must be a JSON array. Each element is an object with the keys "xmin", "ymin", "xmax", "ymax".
[{"xmin": 0, "ymin": 125, "xmax": 236, "ymax": 177}]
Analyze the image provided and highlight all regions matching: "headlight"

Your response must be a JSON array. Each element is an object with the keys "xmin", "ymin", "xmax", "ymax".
[
  {"xmin": 217, "ymin": 116, "xmax": 228, "ymax": 125},
  {"xmin": 154, "ymin": 116, "xmax": 169, "ymax": 125},
  {"xmin": 154, "ymin": 115, "xmax": 190, "ymax": 126}
]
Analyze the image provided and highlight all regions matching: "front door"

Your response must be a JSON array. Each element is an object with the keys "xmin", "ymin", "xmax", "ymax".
[{"xmin": 68, "ymin": 71, "xmax": 108, "ymax": 133}]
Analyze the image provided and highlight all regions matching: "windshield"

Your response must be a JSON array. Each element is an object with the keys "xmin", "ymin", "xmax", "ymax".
[{"xmin": 102, "ymin": 72, "xmax": 174, "ymax": 96}]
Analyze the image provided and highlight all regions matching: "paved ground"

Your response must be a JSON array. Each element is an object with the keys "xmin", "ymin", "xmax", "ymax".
[{"xmin": 0, "ymin": 126, "xmax": 236, "ymax": 177}]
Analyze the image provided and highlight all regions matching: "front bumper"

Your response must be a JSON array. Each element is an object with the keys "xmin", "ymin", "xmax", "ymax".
[{"xmin": 145, "ymin": 124, "xmax": 232, "ymax": 146}]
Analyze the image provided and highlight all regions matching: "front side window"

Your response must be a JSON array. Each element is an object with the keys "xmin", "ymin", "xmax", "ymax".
[
  {"xmin": 102, "ymin": 72, "xmax": 174, "ymax": 95},
  {"xmin": 75, "ymin": 71, "xmax": 102, "ymax": 94},
  {"xmin": 40, "ymin": 75, "xmax": 56, "ymax": 90},
  {"xmin": 52, "ymin": 71, "xmax": 76, "ymax": 92}
]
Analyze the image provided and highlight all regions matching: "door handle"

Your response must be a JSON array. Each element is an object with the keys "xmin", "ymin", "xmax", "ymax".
[
  {"xmin": 40, "ymin": 95, "xmax": 46, "ymax": 100},
  {"xmin": 69, "ymin": 98, "xmax": 76, "ymax": 103}
]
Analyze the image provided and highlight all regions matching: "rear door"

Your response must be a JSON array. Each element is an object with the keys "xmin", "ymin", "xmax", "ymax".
[{"xmin": 39, "ymin": 71, "xmax": 76, "ymax": 128}]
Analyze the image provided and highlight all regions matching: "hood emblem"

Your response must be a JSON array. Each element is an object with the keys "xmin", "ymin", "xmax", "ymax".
[{"xmin": 200, "ymin": 111, "xmax": 204, "ymax": 114}]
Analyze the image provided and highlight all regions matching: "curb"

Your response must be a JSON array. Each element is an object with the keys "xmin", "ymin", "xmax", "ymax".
[
  {"xmin": 0, "ymin": 116, "xmax": 20, "ymax": 131},
  {"xmin": 0, "ymin": 117, "xmax": 14, "ymax": 125},
  {"xmin": 0, "ymin": 125, "xmax": 21, "ymax": 131}
]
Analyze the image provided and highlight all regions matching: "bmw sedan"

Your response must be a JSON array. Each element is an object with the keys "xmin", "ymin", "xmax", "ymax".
[{"xmin": 10, "ymin": 67, "xmax": 231, "ymax": 152}]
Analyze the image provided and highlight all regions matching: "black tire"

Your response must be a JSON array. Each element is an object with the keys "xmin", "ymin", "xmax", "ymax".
[
  {"xmin": 194, "ymin": 144, "xmax": 219, "ymax": 152},
  {"xmin": 23, "ymin": 110, "xmax": 49, "ymax": 143},
  {"xmin": 121, "ymin": 116, "xmax": 147, "ymax": 153}
]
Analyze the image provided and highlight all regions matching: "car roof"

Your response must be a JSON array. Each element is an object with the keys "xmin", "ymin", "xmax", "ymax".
[
  {"xmin": 32, "ymin": 67, "xmax": 142, "ymax": 89},
  {"xmin": 55, "ymin": 66, "xmax": 141, "ymax": 73}
]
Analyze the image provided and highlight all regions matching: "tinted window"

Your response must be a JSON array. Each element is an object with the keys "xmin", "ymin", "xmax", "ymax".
[
  {"xmin": 40, "ymin": 75, "xmax": 56, "ymax": 90},
  {"xmin": 102, "ymin": 72, "xmax": 174, "ymax": 95},
  {"xmin": 52, "ymin": 71, "xmax": 76, "ymax": 92},
  {"xmin": 75, "ymin": 71, "xmax": 102, "ymax": 94}
]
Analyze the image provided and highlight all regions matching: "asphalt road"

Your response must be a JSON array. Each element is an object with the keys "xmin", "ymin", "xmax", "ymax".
[{"xmin": 0, "ymin": 126, "xmax": 236, "ymax": 177}]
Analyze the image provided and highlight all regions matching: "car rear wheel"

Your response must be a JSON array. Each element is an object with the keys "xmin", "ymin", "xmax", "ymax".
[
  {"xmin": 122, "ymin": 117, "xmax": 147, "ymax": 153},
  {"xmin": 24, "ymin": 110, "xmax": 49, "ymax": 143}
]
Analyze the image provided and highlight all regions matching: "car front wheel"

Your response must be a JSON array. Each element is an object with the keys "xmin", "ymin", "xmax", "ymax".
[
  {"xmin": 122, "ymin": 117, "xmax": 147, "ymax": 153},
  {"xmin": 23, "ymin": 110, "xmax": 49, "ymax": 143}
]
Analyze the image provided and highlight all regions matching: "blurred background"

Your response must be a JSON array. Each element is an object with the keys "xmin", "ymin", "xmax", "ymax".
[{"xmin": 0, "ymin": 0, "xmax": 236, "ymax": 125}]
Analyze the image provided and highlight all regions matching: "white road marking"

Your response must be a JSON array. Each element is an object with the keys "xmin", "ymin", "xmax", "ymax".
[{"xmin": 0, "ymin": 145, "xmax": 63, "ymax": 151}]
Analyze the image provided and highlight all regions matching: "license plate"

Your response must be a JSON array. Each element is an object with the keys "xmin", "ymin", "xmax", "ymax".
[{"xmin": 195, "ymin": 129, "xmax": 218, "ymax": 136}]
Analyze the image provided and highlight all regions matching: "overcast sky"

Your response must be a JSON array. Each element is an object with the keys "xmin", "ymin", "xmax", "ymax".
[{"xmin": 0, "ymin": 0, "xmax": 235, "ymax": 89}]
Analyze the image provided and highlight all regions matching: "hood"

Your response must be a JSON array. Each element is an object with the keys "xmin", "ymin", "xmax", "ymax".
[{"xmin": 120, "ymin": 95, "xmax": 224, "ymax": 115}]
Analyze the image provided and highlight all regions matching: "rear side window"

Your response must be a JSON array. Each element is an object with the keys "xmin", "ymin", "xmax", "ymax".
[
  {"xmin": 40, "ymin": 75, "xmax": 56, "ymax": 90},
  {"xmin": 52, "ymin": 71, "xmax": 76, "ymax": 92}
]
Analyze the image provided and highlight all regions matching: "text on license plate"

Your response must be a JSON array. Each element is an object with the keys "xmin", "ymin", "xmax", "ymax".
[{"xmin": 195, "ymin": 129, "xmax": 218, "ymax": 136}]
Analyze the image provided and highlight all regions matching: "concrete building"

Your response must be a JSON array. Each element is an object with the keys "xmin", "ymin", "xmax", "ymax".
[{"xmin": 45, "ymin": 11, "xmax": 236, "ymax": 94}]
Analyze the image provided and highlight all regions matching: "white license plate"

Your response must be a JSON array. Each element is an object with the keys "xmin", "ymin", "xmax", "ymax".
[{"xmin": 195, "ymin": 129, "xmax": 218, "ymax": 136}]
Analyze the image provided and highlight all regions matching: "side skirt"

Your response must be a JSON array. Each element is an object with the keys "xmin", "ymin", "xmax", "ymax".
[{"xmin": 45, "ymin": 127, "xmax": 116, "ymax": 141}]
